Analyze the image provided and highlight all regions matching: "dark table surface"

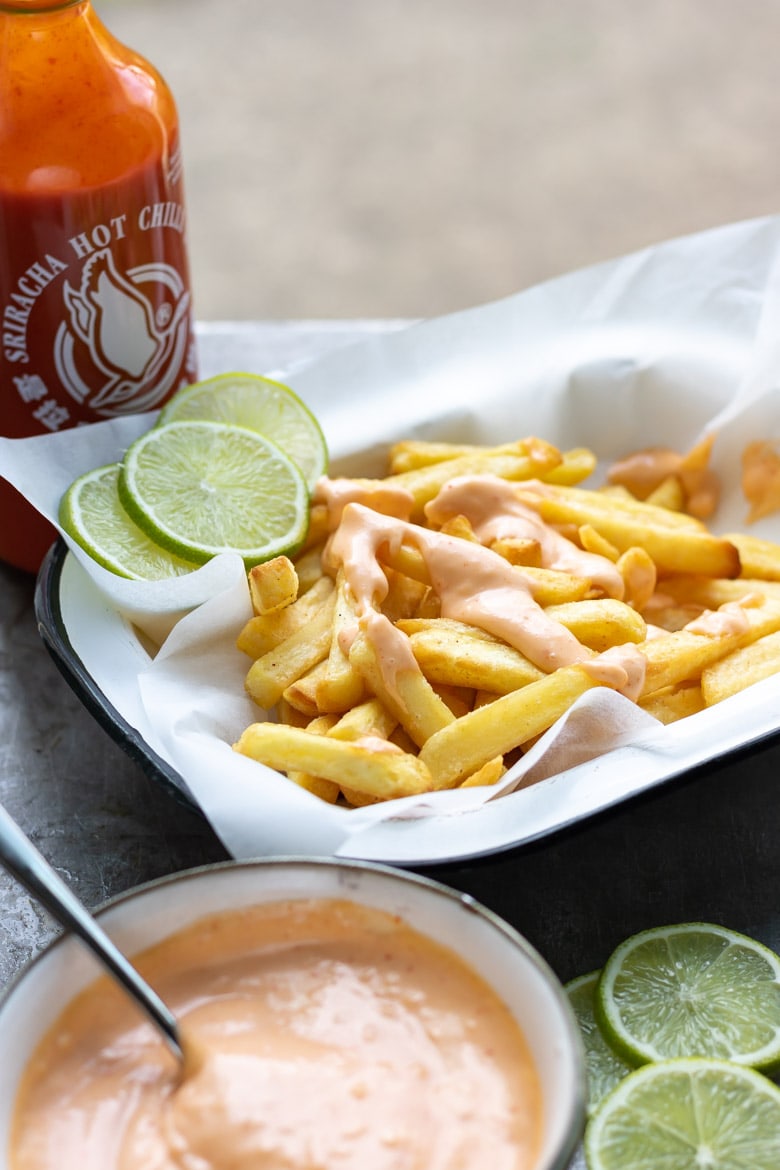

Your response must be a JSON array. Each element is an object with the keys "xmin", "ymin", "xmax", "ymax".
[{"xmin": 2, "ymin": 321, "xmax": 779, "ymax": 1168}]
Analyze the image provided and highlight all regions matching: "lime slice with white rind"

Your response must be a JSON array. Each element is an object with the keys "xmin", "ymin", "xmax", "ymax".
[
  {"xmin": 584, "ymin": 1058, "xmax": 780, "ymax": 1170},
  {"xmin": 157, "ymin": 372, "xmax": 328, "ymax": 491},
  {"xmin": 59, "ymin": 463, "xmax": 198, "ymax": 580},
  {"xmin": 595, "ymin": 923, "xmax": 780, "ymax": 1074},
  {"xmin": 566, "ymin": 970, "xmax": 633, "ymax": 1116},
  {"xmin": 118, "ymin": 420, "xmax": 310, "ymax": 567}
]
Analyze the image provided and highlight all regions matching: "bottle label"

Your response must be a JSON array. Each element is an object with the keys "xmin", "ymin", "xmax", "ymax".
[{"xmin": 1, "ymin": 151, "xmax": 198, "ymax": 436}]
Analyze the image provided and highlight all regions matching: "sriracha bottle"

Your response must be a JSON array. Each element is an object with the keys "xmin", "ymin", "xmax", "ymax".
[{"xmin": 0, "ymin": 0, "xmax": 198, "ymax": 573}]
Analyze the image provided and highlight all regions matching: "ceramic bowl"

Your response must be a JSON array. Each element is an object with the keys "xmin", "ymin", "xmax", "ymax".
[{"xmin": 0, "ymin": 858, "xmax": 585, "ymax": 1169}]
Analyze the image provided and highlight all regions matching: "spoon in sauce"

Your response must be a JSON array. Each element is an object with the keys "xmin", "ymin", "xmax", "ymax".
[{"xmin": 0, "ymin": 801, "xmax": 185, "ymax": 1064}]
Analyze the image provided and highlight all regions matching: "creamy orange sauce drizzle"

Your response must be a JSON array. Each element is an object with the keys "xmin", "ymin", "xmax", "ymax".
[
  {"xmin": 683, "ymin": 596, "xmax": 757, "ymax": 637},
  {"xmin": 314, "ymin": 476, "xmax": 415, "ymax": 527},
  {"xmin": 322, "ymin": 476, "xmax": 646, "ymax": 699},
  {"xmin": 606, "ymin": 439, "xmax": 720, "ymax": 519},
  {"xmin": 10, "ymin": 900, "xmax": 542, "ymax": 1170},
  {"xmin": 427, "ymin": 476, "xmax": 625, "ymax": 599}
]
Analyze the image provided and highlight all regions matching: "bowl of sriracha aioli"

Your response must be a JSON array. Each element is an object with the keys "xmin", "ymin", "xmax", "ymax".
[{"xmin": 0, "ymin": 859, "xmax": 585, "ymax": 1170}]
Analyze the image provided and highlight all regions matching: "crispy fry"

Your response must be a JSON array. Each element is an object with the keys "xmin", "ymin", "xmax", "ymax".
[
  {"xmin": 244, "ymin": 591, "xmax": 337, "ymax": 710},
  {"xmin": 348, "ymin": 616, "xmax": 455, "ymax": 747},
  {"xmin": 531, "ymin": 489, "xmax": 740, "ymax": 578},
  {"xmin": 460, "ymin": 756, "xmax": 506, "ymax": 787},
  {"xmin": 639, "ymin": 683, "xmax": 705, "ymax": 724},
  {"xmin": 386, "ymin": 438, "xmax": 563, "ymax": 520},
  {"xmin": 640, "ymin": 599, "xmax": 780, "ymax": 693},
  {"xmin": 234, "ymin": 722, "xmax": 435, "ymax": 798},
  {"xmin": 701, "ymin": 629, "xmax": 780, "ymax": 705},
  {"xmin": 645, "ymin": 474, "xmax": 685, "ymax": 513},
  {"xmin": 286, "ymin": 714, "xmax": 341, "ymax": 803},
  {"xmin": 542, "ymin": 447, "xmax": 598, "ymax": 486},
  {"xmin": 315, "ymin": 570, "xmax": 366, "ymax": 713},
  {"xmin": 490, "ymin": 536, "xmax": 543, "ymax": 567},
  {"xmin": 247, "ymin": 556, "xmax": 298, "ymax": 616},
  {"xmin": 236, "ymin": 574, "xmax": 334, "ymax": 659},
  {"xmin": 544, "ymin": 598, "xmax": 647, "ymax": 651},
  {"xmin": 617, "ymin": 546, "xmax": 657, "ymax": 611},
  {"xmin": 293, "ymin": 545, "xmax": 327, "ymax": 594},
  {"xmin": 399, "ymin": 618, "xmax": 544, "ymax": 694},
  {"xmin": 418, "ymin": 665, "xmax": 598, "ymax": 788},
  {"xmin": 723, "ymin": 532, "xmax": 780, "ymax": 581}
]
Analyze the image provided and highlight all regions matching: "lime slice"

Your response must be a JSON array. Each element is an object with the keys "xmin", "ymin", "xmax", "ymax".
[
  {"xmin": 118, "ymin": 420, "xmax": 310, "ymax": 567},
  {"xmin": 59, "ymin": 463, "xmax": 198, "ymax": 580},
  {"xmin": 158, "ymin": 372, "xmax": 328, "ymax": 491},
  {"xmin": 584, "ymin": 1058, "xmax": 780, "ymax": 1170},
  {"xmin": 566, "ymin": 970, "xmax": 632, "ymax": 1116},
  {"xmin": 595, "ymin": 923, "xmax": 780, "ymax": 1073}
]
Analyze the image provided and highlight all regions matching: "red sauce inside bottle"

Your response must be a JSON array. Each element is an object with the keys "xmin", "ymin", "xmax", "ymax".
[{"xmin": 0, "ymin": 0, "xmax": 197, "ymax": 573}]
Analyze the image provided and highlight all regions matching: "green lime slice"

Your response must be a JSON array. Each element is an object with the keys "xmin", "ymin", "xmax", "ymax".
[
  {"xmin": 595, "ymin": 923, "xmax": 780, "ymax": 1073},
  {"xmin": 157, "ymin": 372, "xmax": 328, "ymax": 492},
  {"xmin": 566, "ymin": 970, "xmax": 633, "ymax": 1116},
  {"xmin": 118, "ymin": 420, "xmax": 310, "ymax": 568},
  {"xmin": 59, "ymin": 463, "xmax": 198, "ymax": 580},
  {"xmin": 584, "ymin": 1058, "xmax": 780, "ymax": 1170}
]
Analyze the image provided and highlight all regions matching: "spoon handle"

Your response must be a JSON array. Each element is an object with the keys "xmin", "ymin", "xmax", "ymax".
[{"xmin": 0, "ymin": 802, "xmax": 182, "ymax": 1059}]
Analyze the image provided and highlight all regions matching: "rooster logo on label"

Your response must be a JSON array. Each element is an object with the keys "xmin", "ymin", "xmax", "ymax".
[{"xmin": 54, "ymin": 249, "xmax": 191, "ymax": 416}]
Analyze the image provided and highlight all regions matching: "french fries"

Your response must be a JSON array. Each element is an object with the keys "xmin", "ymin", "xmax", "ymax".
[{"xmin": 232, "ymin": 433, "xmax": 780, "ymax": 807}]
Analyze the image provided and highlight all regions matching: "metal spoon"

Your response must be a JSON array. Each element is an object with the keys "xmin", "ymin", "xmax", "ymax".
[{"xmin": 0, "ymin": 801, "xmax": 184, "ymax": 1063}]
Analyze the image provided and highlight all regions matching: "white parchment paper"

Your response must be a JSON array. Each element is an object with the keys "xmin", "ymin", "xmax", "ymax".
[{"xmin": 4, "ymin": 214, "xmax": 780, "ymax": 864}]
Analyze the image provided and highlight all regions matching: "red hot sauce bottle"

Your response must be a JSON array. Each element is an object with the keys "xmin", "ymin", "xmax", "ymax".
[{"xmin": 0, "ymin": 0, "xmax": 198, "ymax": 573}]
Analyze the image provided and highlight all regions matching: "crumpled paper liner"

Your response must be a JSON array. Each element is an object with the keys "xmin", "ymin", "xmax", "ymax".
[{"xmin": 4, "ymin": 214, "xmax": 780, "ymax": 863}]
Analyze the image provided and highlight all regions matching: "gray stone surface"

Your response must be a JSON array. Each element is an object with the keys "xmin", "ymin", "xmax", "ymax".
[{"xmin": 95, "ymin": 0, "xmax": 780, "ymax": 320}]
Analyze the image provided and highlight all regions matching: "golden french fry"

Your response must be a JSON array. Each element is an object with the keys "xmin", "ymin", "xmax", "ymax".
[
  {"xmin": 701, "ymin": 629, "xmax": 780, "ymax": 705},
  {"xmin": 400, "ymin": 619, "xmax": 544, "ymax": 694},
  {"xmin": 245, "ymin": 592, "xmax": 337, "ymax": 709},
  {"xmin": 286, "ymin": 714, "xmax": 341, "ymax": 803},
  {"xmin": 234, "ymin": 722, "xmax": 434, "ymax": 799},
  {"xmin": 247, "ymin": 556, "xmax": 298, "ymax": 616},
  {"xmin": 490, "ymin": 536, "xmax": 543, "ymax": 567},
  {"xmin": 275, "ymin": 697, "xmax": 311, "ymax": 728},
  {"xmin": 348, "ymin": 617, "xmax": 455, "ymax": 748},
  {"xmin": 741, "ymin": 440, "xmax": 780, "ymax": 523},
  {"xmin": 315, "ymin": 570, "xmax": 366, "ymax": 713},
  {"xmin": 439, "ymin": 514, "xmax": 480, "ymax": 542},
  {"xmin": 387, "ymin": 438, "xmax": 564, "ymax": 520},
  {"xmin": 542, "ymin": 447, "xmax": 598, "ymax": 486},
  {"xmin": 298, "ymin": 503, "xmax": 331, "ymax": 551},
  {"xmin": 645, "ymin": 475, "xmax": 685, "ymax": 513},
  {"xmin": 282, "ymin": 659, "xmax": 331, "ymax": 717},
  {"xmin": 418, "ymin": 665, "xmax": 598, "ymax": 788},
  {"xmin": 724, "ymin": 532, "xmax": 780, "ymax": 581},
  {"xmin": 387, "ymin": 438, "xmax": 547, "ymax": 474},
  {"xmin": 327, "ymin": 697, "xmax": 398, "ymax": 742},
  {"xmin": 640, "ymin": 599, "xmax": 780, "ymax": 694},
  {"xmin": 639, "ymin": 683, "xmax": 705, "ymax": 724},
  {"xmin": 236, "ymin": 574, "xmax": 334, "ymax": 659},
  {"xmin": 544, "ymin": 598, "xmax": 647, "ymax": 651},
  {"xmin": 431, "ymin": 682, "xmax": 475, "ymax": 718},
  {"xmin": 293, "ymin": 545, "xmax": 327, "ymax": 594},
  {"xmin": 617, "ymin": 546, "xmax": 657, "ymax": 612},
  {"xmin": 656, "ymin": 575, "xmax": 780, "ymax": 609},
  {"xmin": 460, "ymin": 756, "xmax": 506, "ymax": 788},
  {"xmin": 536, "ymin": 482, "xmax": 707, "ymax": 530},
  {"xmin": 532, "ymin": 491, "xmax": 740, "ymax": 578},
  {"xmin": 578, "ymin": 524, "xmax": 619, "ymax": 562},
  {"xmin": 381, "ymin": 566, "xmax": 431, "ymax": 623}
]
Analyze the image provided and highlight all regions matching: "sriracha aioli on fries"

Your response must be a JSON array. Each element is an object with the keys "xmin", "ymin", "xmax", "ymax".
[{"xmin": 321, "ymin": 476, "xmax": 646, "ymax": 699}]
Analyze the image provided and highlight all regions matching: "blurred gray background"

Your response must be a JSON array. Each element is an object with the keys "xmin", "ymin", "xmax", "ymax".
[{"xmin": 96, "ymin": 0, "xmax": 780, "ymax": 322}]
